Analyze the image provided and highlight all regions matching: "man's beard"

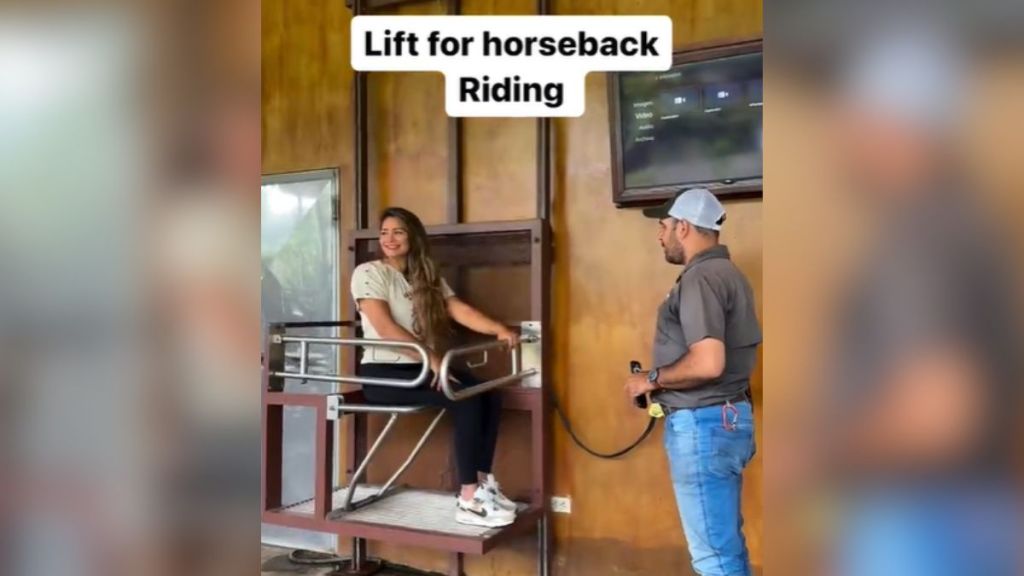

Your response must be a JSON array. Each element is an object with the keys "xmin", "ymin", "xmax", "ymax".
[{"xmin": 663, "ymin": 245, "xmax": 685, "ymax": 265}]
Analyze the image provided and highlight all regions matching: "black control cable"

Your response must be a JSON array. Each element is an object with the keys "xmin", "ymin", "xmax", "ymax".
[{"xmin": 548, "ymin": 361, "xmax": 658, "ymax": 459}]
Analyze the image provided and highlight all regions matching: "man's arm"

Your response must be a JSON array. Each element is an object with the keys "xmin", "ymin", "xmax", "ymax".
[
  {"xmin": 655, "ymin": 337, "xmax": 725, "ymax": 389},
  {"xmin": 624, "ymin": 338, "xmax": 725, "ymax": 397}
]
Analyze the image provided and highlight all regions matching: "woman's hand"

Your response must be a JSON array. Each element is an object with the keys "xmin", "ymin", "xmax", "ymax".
[
  {"xmin": 428, "ymin": 354, "xmax": 443, "ymax": 389},
  {"xmin": 495, "ymin": 326, "xmax": 520, "ymax": 349},
  {"xmin": 428, "ymin": 353, "xmax": 461, "ymax": 391}
]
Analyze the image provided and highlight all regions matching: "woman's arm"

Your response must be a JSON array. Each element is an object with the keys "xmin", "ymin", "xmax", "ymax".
[
  {"xmin": 357, "ymin": 299, "xmax": 427, "ymax": 359},
  {"xmin": 446, "ymin": 297, "xmax": 519, "ymax": 346},
  {"xmin": 358, "ymin": 299, "xmax": 444, "ymax": 384}
]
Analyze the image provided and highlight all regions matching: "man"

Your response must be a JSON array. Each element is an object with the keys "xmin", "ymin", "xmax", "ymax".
[{"xmin": 625, "ymin": 187, "xmax": 762, "ymax": 576}]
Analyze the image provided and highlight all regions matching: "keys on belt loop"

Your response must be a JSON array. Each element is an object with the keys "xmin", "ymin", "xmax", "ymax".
[{"xmin": 722, "ymin": 400, "xmax": 739, "ymax": 431}]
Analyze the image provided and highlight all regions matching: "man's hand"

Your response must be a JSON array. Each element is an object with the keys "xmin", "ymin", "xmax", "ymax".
[{"xmin": 625, "ymin": 373, "xmax": 656, "ymax": 398}]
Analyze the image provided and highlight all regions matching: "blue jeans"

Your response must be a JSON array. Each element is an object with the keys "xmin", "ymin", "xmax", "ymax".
[
  {"xmin": 664, "ymin": 401, "xmax": 755, "ymax": 576},
  {"xmin": 837, "ymin": 485, "xmax": 1021, "ymax": 576}
]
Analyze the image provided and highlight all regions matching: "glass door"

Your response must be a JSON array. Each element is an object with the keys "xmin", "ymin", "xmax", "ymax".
[{"xmin": 261, "ymin": 169, "xmax": 338, "ymax": 551}]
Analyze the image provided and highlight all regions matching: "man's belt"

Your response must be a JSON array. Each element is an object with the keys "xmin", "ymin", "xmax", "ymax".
[{"xmin": 660, "ymin": 390, "xmax": 751, "ymax": 416}]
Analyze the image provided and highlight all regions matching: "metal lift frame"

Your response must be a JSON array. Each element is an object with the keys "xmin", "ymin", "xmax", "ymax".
[{"xmin": 261, "ymin": 220, "xmax": 552, "ymax": 576}]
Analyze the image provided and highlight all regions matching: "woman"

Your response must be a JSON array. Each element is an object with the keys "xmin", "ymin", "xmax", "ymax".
[{"xmin": 351, "ymin": 207, "xmax": 520, "ymax": 528}]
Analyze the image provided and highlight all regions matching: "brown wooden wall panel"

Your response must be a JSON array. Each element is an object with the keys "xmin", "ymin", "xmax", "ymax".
[
  {"xmin": 262, "ymin": 0, "xmax": 350, "ymax": 174},
  {"xmin": 463, "ymin": 118, "xmax": 537, "ymax": 222},
  {"xmin": 458, "ymin": 267, "xmax": 533, "ymax": 324},
  {"xmin": 460, "ymin": 0, "xmax": 539, "ymax": 223},
  {"xmin": 369, "ymin": 70, "xmax": 449, "ymax": 225},
  {"xmin": 263, "ymin": 0, "xmax": 763, "ymax": 573},
  {"xmin": 462, "ymin": 0, "xmax": 536, "ymax": 15},
  {"xmin": 367, "ymin": 1, "xmax": 450, "ymax": 226}
]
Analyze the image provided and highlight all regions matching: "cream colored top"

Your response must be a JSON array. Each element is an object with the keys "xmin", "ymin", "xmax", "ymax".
[{"xmin": 351, "ymin": 260, "xmax": 454, "ymax": 364}]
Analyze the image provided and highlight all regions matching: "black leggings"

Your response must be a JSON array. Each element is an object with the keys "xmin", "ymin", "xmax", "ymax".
[{"xmin": 359, "ymin": 363, "xmax": 503, "ymax": 486}]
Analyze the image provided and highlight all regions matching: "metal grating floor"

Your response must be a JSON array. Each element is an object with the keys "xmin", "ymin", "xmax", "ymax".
[{"xmin": 283, "ymin": 486, "xmax": 526, "ymax": 538}]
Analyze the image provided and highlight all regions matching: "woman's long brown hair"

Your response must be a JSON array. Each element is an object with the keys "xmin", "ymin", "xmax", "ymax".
[{"xmin": 380, "ymin": 207, "xmax": 450, "ymax": 352}]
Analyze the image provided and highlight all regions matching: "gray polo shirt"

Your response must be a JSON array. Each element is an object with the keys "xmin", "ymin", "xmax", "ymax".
[{"xmin": 652, "ymin": 245, "xmax": 762, "ymax": 409}]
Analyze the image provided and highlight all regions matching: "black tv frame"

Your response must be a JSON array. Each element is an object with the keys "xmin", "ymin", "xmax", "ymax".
[{"xmin": 608, "ymin": 37, "xmax": 763, "ymax": 208}]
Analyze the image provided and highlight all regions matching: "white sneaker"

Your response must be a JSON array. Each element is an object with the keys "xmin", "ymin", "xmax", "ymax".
[
  {"xmin": 455, "ymin": 488, "xmax": 516, "ymax": 528},
  {"xmin": 480, "ymin": 474, "xmax": 518, "ymax": 512}
]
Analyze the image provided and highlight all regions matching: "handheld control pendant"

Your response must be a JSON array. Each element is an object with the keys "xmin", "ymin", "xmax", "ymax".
[
  {"xmin": 629, "ymin": 361, "xmax": 666, "ymax": 418},
  {"xmin": 630, "ymin": 361, "xmax": 648, "ymax": 409}
]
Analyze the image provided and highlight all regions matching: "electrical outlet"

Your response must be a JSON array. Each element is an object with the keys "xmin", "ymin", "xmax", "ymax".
[{"xmin": 550, "ymin": 496, "xmax": 572, "ymax": 514}]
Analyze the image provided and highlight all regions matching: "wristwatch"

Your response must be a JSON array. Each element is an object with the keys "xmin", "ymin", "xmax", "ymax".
[{"xmin": 647, "ymin": 368, "xmax": 661, "ymax": 389}]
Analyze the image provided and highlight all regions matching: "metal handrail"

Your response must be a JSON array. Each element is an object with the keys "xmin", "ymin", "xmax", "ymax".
[
  {"xmin": 438, "ymin": 336, "xmax": 540, "ymax": 401},
  {"xmin": 330, "ymin": 404, "xmax": 427, "ymax": 415},
  {"xmin": 269, "ymin": 320, "xmax": 360, "ymax": 329},
  {"xmin": 326, "ymin": 394, "xmax": 431, "ymax": 417},
  {"xmin": 271, "ymin": 335, "xmax": 430, "ymax": 389}
]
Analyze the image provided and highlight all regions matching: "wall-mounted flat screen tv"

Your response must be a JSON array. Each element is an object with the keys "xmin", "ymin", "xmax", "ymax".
[{"xmin": 608, "ymin": 39, "xmax": 763, "ymax": 207}]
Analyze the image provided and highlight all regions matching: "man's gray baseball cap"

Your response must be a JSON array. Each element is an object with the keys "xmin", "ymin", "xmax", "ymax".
[{"xmin": 642, "ymin": 187, "xmax": 726, "ymax": 231}]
